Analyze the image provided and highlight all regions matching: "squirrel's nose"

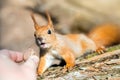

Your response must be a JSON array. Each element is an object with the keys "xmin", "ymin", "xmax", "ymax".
[{"xmin": 37, "ymin": 37, "xmax": 43, "ymax": 42}]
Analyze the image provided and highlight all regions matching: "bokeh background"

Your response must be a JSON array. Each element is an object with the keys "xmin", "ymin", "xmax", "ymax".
[{"xmin": 0, "ymin": 0, "xmax": 120, "ymax": 52}]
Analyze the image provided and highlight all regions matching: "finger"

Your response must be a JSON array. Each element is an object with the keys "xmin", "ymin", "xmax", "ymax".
[
  {"xmin": 23, "ymin": 48, "xmax": 35, "ymax": 61},
  {"xmin": 0, "ymin": 49, "xmax": 24, "ymax": 62},
  {"xmin": 22, "ymin": 55, "xmax": 39, "ymax": 71}
]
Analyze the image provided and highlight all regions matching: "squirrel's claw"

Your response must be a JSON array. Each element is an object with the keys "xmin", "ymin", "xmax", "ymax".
[
  {"xmin": 62, "ymin": 64, "xmax": 74, "ymax": 73},
  {"xmin": 95, "ymin": 46, "xmax": 106, "ymax": 54}
]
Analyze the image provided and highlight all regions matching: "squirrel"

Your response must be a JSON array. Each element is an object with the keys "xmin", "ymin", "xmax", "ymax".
[{"xmin": 31, "ymin": 12, "xmax": 120, "ymax": 75}]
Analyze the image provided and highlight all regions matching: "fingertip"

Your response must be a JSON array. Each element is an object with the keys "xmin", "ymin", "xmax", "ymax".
[{"xmin": 23, "ymin": 48, "xmax": 36, "ymax": 61}]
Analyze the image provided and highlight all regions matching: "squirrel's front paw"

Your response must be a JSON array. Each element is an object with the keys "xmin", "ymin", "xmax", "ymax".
[
  {"xmin": 62, "ymin": 63, "xmax": 75, "ymax": 73},
  {"xmin": 37, "ymin": 69, "xmax": 44, "ymax": 76}
]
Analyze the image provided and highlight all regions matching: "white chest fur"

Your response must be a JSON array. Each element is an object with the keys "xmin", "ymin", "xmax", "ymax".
[
  {"xmin": 50, "ymin": 49, "xmax": 62, "ymax": 59},
  {"xmin": 43, "ymin": 50, "xmax": 62, "ymax": 72}
]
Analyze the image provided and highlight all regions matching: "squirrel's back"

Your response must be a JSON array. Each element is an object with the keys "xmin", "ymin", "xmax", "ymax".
[{"xmin": 88, "ymin": 24, "xmax": 120, "ymax": 48}]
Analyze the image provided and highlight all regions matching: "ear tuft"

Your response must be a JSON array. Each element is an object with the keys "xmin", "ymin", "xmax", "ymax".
[
  {"xmin": 46, "ymin": 11, "xmax": 53, "ymax": 27},
  {"xmin": 31, "ymin": 13, "xmax": 40, "ymax": 30}
]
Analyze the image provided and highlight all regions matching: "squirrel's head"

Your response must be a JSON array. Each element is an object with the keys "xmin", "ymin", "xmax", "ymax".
[{"xmin": 31, "ymin": 12, "xmax": 56, "ymax": 49}]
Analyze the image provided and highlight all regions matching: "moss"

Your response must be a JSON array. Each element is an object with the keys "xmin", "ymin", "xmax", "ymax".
[
  {"xmin": 84, "ymin": 44, "xmax": 120, "ymax": 59},
  {"xmin": 107, "ymin": 44, "xmax": 120, "ymax": 52}
]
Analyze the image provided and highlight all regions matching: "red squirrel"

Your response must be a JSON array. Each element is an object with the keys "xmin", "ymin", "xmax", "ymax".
[{"xmin": 31, "ymin": 12, "xmax": 120, "ymax": 75}]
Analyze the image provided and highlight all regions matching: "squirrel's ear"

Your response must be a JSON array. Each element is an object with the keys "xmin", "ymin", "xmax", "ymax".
[
  {"xmin": 31, "ymin": 13, "xmax": 40, "ymax": 30},
  {"xmin": 46, "ymin": 11, "xmax": 53, "ymax": 28}
]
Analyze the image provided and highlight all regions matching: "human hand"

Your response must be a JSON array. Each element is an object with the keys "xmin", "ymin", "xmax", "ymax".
[{"xmin": 0, "ymin": 49, "xmax": 39, "ymax": 80}]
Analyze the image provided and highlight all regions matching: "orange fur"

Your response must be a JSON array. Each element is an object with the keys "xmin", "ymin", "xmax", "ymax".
[
  {"xmin": 81, "ymin": 40, "xmax": 89, "ymax": 53},
  {"xmin": 88, "ymin": 24, "xmax": 120, "ymax": 51},
  {"xmin": 60, "ymin": 46, "xmax": 75, "ymax": 68},
  {"xmin": 37, "ymin": 55, "xmax": 46, "ymax": 75},
  {"xmin": 66, "ymin": 34, "xmax": 80, "ymax": 42},
  {"xmin": 31, "ymin": 13, "xmax": 120, "ymax": 75}
]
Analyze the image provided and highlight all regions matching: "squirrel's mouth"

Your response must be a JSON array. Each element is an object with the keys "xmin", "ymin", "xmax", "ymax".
[
  {"xmin": 40, "ymin": 42, "xmax": 48, "ymax": 48},
  {"xmin": 40, "ymin": 42, "xmax": 46, "ymax": 46}
]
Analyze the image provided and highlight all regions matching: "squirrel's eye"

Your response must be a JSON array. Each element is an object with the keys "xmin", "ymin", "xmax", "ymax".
[{"xmin": 47, "ymin": 30, "xmax": 51, "ymax": 34}]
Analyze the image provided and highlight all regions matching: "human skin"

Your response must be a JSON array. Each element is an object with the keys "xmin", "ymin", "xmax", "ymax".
[{"xmin": 0, "ymin": 49, "xmax": 39, "ymax": 80}]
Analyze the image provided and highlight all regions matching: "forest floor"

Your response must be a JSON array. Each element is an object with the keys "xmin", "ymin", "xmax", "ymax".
[{"xmin": 37, "ymin": 45, "xmax": 120, "ymax": 80}]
